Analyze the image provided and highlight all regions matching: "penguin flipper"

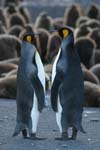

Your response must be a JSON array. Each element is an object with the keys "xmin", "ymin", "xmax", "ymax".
[
  {"xmin": 30, "ymin": 75, "xmax": 45, "ymax": 112},
  {"xmin": 51, "ymin": 72, "xmax": 64, "ymax": 112}
]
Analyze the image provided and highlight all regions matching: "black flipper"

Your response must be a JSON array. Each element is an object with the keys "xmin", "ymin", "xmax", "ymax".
[
  {"xmin": 30, "ymin": 75, "xmax": 45, "ymax": 112},
  {"xmin": 51, "ymin": 71, "xmax": 64, "ymax": 112}
]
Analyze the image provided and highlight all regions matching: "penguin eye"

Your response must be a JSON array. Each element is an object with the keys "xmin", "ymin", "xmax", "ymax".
[
  {"xmin": 62, "ymin": 29, "xmax": 69, "ymax": 38},
  {"xmin": 26, "ymin": 35, "xmax": 32, "ymax": 43}
]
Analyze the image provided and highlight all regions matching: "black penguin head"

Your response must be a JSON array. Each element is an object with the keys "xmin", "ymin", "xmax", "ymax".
[
  {"xmin": 22, "ymin": 32, "xmax": 35, "ymax": 44},
  {"xmin": 58, "ymin": 26, "xmax": 73, "ymax": 39}
]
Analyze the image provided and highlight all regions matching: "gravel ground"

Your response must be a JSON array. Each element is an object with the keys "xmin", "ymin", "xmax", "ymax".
[{"xmin": 0, "ymin": 98, "xmax": 100, "ymax": 150}]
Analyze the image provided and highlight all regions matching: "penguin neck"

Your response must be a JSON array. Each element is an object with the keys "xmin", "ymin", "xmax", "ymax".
[
  {"xmin": 60, "ymin": 33, "xmax": 76, "ymax": 69},
  {"xmin": 21, "ymin": 41, "xmax": 35, "ymax": 63},
  {"xmin": 61, "ymin": 33, "xmax": 74, "ymax": 56}
]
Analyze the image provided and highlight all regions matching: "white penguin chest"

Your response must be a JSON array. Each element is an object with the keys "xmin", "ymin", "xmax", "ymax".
[
  {"xmin": 52, "ymin": 48, "xmax": 61, "ymax": 83},
  {"xmin": 35, "ymin": 51, "xmax": 45, "ymax": 91},
  {"xmin": 52, "ymin": 48, "xmax": 62, "ymax": 132}
]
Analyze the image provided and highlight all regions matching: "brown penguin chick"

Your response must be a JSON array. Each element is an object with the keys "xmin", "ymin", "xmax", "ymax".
[
  {"xmin": 88, "ymin": 28, "xmax": 100, "ymax": 49},
  {"xmin": 64, "ymin": 4, "xmax": 84, "ymax": 28},
  {"xmin": 18, "ymin": 6, "xmax": 32, "ymax": 24},
  {"xmin": 0, "ymin": 34, "xmax": 21, "ymax": 58},
  {"xmin": 75, "ymin": 37, "xmax": 96, "ymax": 68},
  {"xmin": 36, "ymin": 28, "xmax": 50, "ymax": 63},
  {"xmin": 44, "ymin": 64, "xmax": 52, "ymax": 75},
  {"xmin": 90, "ymin": 64, "xmax": 100, "ymax": 80},
  {"xmin": 46, "ymin": 32, "xmax": 62, "ymax": 63},
  {"xmin": 9, "ymin": 12, "xmax": 26, "ymax": 28},
  {"xmin": 0, "ymin": 57, "xmax": 19, "ymax": 65},
  {"xmin": 5, "ymin": 3, "xmax": 18, "ymax": 16},
  {"xmin": 34, "ymin": 12, "xmax": 52, "ymax": 31},
  {"xmin": 82, "ymin": 68, "xmax": 99, "ymax": 84},
  {"xmin": 45, "ymin": 72, "xmax": 51, "ymax": 91},
  {"xmin": 74, "ymin": 24, "xmax": 91, "ymax": 39},
  {"xmin": 86, "ymin": 4, "xmax": 100, "ymax": 20},
  {"xmin": 94, "ymin": 50, "xmax": 100, "ymax": 65},
  {"xmin": 0, "ymin": 7, "xmax": 8, "ymax": 28},
  {"xmin": 0, "ymin": 63, "xmax": 18, "ymax": 76},
  {"xmin": 75, "ymin": 19, "xmax": 100, "ymax": 39},
  {"xmin": 44, "ymin": 64, "xmax": 52, "ymax": 91},
  {"xmin": 3, "ymin": 0, "xmax": 19, "ymax": 7},
  {"xmin": 52, "ymin": 17, "xmax": 64, "ymax": 30},
  {"xmin": 0, "ymin": 34, "xmax": 21, "ymax": 59},
  {"xmin": 85, "ymin": 19, "xmax": 100, "ymax": 29},
  {"xmin": 84, "ymin": 81, "xmax": 100, "ymax": 107},
  {"xmin": 76, "ymin": 16, "xmax": 89, "ymax": 28},
  {"xmin": 5, "ymin": 68, "xmax": 17, "ymax": 77},
  {"xmin": 0, "ymin": 21, "xmax": 6, "ymax": 34},
  {"xmin": 8, "ymin": 25, "xmax": 23, "ymax": 37},
  {"xmin": 0, "ymin": 75, "xmax": 17, "ymax": 99}
]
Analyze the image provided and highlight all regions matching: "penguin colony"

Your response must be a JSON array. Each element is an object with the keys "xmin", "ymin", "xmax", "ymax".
[{"xmin": 0, "ymin": 0, "xmax": 100, "ymax": 140}]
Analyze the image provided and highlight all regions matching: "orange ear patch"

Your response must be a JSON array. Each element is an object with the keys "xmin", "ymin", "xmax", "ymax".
[
  {"xmin": 26, "ymin": 35, "xmax": 32, "ymax": 43},
  {"xmin": 62, "ymin": 29, "xmax": 69, "ymax": 38}
]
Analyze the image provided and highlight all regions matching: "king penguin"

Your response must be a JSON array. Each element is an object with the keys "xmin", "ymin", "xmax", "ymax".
[
  {"xmin": 51, "ymin": 26, "xmax": 85, "ymax": 140},
  {"xmin": 13, "ymin": 32, "xmax": 45, "ymax": 140}
]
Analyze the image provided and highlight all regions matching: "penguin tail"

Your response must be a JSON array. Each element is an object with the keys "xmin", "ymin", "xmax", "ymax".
[
  {"xmin": 79, "ymin": 125, "xmax": 86, "ymax": 134},
  {"xmin": 13, "ymin": 123, "xmax": 26, "ymax": 137},
  {"xmin": 74, "ymin": 124, "xmax": 86, "ymax": 134}
]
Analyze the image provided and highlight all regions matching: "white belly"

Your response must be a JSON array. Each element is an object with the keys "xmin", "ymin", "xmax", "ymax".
[
  {"xmin": 31, "ymin": 51, "xmax": 45, "ymax": 133},
  {"xmin": 52, "ymin": 47, "xmax": 61, "ymax": 83},
  {"xmin": 52, "ymin": 48, "xmax": 62, "ymax": 133},
  {"xmin": 31, "ymin": 93, "xmax": 39, "ymax": 133},
  {"xmin": 56, "ymin": 96, "xmax": 62, "ymax": 133},
  {"xmin": 35, "ymin": 51, "xmax": 45, "ymax": 91}
]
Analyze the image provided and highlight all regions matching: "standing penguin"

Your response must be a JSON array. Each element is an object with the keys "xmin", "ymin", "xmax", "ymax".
[
  {"xmin": 13, "ymin": 32, "xmax": 45, "ymax": 140},
  {"xmin": 51, "ymin": 26, "xmax": 85, "ymax": 140}
]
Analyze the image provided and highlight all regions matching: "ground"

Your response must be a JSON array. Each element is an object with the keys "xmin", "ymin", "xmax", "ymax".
[{"xmin": 0, "ymin": 98, "xmax": 100, "ymax": 150}]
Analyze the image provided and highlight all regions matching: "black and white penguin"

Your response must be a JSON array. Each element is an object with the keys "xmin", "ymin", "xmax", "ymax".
[
  {"xmin": 13, "ymin": 32, "xmax": 45, "ymax": 140},
  {"xmin": 51, "ymin": 26, "xmax": 85, "ymax": 140}
]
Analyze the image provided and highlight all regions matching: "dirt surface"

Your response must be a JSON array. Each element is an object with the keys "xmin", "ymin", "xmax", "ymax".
[{"xmin": 0, "ymin": 98, "xmax": 100, "ymax": 150}]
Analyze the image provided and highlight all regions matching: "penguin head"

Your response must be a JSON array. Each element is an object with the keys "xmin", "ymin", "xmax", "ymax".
[
  {"xmin": 22, "ymin": 32, "xmax": 34, "ymax": 44},
  {"xmin": 58, "ymin": 26, "xmax": 73, "ymax": 39}
]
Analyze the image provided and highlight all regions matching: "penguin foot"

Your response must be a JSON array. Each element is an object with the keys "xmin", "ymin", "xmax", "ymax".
[
  {"xmin": 55, "ymin": 137, "xmax": 69, "ymax": 141},
  {"xmin": 70, "ymin": 127, "xmax": 77, "ymax": 140},
  {"xmin": 22, "ymin": 129, "xmax": 27, "ymax": 138},
  {"xmin": 30, "ymin": 137, "xmax": 46, "ymax": 140},
  {"xmin": 69, "ymin": 137, "xmax": 76, "ymax": 140},
  {"xmin": 26, "ymin": 133, "xmax": 46, "ymax": 140},
  {"xmin": 55, "ymin": 132, "xmax": 69, "ymax": 141}
]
